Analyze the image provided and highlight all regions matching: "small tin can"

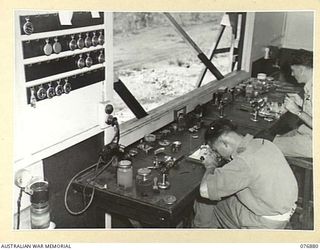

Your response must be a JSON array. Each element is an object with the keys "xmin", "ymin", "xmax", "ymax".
[
  {"xmin": 117, "ymin": 160, "xmax": 133, "ymax": 189},
  {"xmin": 136, "ymin": 168, "xmax": 153, "ymax": 197}
]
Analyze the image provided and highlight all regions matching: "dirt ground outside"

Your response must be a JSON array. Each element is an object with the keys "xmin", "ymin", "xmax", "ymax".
[{"xmin": 113, "ymin": 13, "xmax": 233, "ymax": 123}]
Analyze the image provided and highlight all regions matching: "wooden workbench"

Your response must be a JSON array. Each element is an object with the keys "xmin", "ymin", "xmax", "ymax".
[{"xmin": 73, "ymin": 84, "xmax": 313, "ymax": 229}]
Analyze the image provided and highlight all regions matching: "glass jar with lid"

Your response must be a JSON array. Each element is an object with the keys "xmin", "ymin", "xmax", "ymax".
[
  {"xmin": 117, "ymin": 160, "xmax": 133, "ymax": 189},
  {"xmin": 136, "ymin": 168, "xmax": 153, "ymax": 197}
]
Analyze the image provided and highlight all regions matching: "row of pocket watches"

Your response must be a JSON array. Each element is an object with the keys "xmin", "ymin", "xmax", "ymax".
[
  {"xmin": 29, "ymin": 79, "xmax": 72, "ymax": 107},
  {"xmin": 75, "ymin": 51, "xmax": 104, "ymax": 69},
  {"xmin": 42, "ymin": 31, "xmax": 104, "ymax": 56}
]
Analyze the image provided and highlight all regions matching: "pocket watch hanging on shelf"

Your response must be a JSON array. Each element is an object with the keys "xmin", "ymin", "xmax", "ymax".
[
  {"xmin": 85, "ymin": 53, "xmax": 93, "ymax": 67},
  {"xmin": 46, "ymin": 83, "xmax": 55, "ymax": 98},
  {"xmin": 85, "ymin": 32, "xmax": 92, "ymax": 48},
  {"xmin": 36, "ymin": 85, "xmax": 46, "ymax": 100},
  {"xmin": 63, "ymin": 79, "xmax": 72, "ymax": 94},
  {"xmin": 69, "ymin": 35, "xmax": 77, "ymax": 51},
  {"xmin": 53, "ymin": 37, "xmax": 62, "ymax": 54},
  {"xmin": 98, "ymin": 30, "xmax": 104, "ymax": 45},
  {"xmin": 91, "ymin": 31, "xmax": 99, "ymax": 46},
  {"xmin": 55, "ymin": 80, "xmax": 63, "ymax": 96},
  {"xmin": 23, "ymin": 17, "xmax": 34, "ymax": 35},
  {"xmin": 43, "ymin": 38, "xmax": 53, "ymax": 56},
  {"xmin": 76, "ymin": 54, "xmax": 85, "ymax": 69},
  {"xmin": 77, "ymin": 34, "xmax": 84, "ymax": 49},
  {"xmin": 29, "ymin": 87, "xmax": 37, "ymax": 108},
  {"xmin": 98, "ymin": 50, "xmax": 104, "ymax": 63}
]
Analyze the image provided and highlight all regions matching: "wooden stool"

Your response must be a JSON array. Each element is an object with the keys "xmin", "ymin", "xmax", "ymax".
[{"xmin": 286, "ymin": 156, "xmax": 313, "ymax": 230}]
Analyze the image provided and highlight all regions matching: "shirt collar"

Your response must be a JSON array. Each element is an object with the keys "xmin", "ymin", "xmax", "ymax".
[
  {"xmin": 232, "ymin": 134, "xmax": 254, "ymax": 158},
  {"xmin": 304, "ymin": 79, "xmax": 312, "ymax": 95}
]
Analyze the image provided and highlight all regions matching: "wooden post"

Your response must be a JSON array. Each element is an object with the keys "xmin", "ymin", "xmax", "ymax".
[{"xmin": 163, "ymin": 12, "xmax": 224, "ymax": 81}]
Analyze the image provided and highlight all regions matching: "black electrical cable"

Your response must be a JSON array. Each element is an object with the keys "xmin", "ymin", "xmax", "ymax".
[
  {"xmin": 94, "ymin": 153, "xmax": 104, "ymax": 175},
  {"xmin": 113, "ymin": 119, "xmax": 120, "ymax": 145},
  {"xmin": 81, "ymin": 156, "xmax": 115, "ymax": 207},
  {"xmin": 16, "ymin": 188, "xmax": 23, "ymax": 230},
  {"xmin": 64, "ymin": 156, "xmax": 114, "ymax": 215},
  {"xmin": 92, "ymin": 156, "xmax": 114, "ymax": 180},
  {"xmin": 64, "ymin": 115, "xmax": 120, "ymax": 216}
]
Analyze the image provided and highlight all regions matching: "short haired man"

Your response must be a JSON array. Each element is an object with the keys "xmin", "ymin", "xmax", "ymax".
[
  {"xmin": 273, "ymin": 49, "xmax": 313, "ymax": 158},
  {"xmin": 193, "ymin": 119, "xmax": 298, "ymax": 229}
]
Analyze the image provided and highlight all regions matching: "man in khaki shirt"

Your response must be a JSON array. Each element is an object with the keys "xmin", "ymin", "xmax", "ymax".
[
  {"xmin": 193, "ymin": 119, "xmax": 298, "ymax": 229},
  {"xmin": 273, "ymin": 49, "xmax": 313, "ymax": 158}
]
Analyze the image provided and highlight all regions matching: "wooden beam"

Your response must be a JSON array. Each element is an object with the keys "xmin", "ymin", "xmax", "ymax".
[
  {"xmin": 237, "ymin": 13, "xmax": 247, "ymax": 71},
  {"xmin": 163, "ymin": 12, "xmax": 224, "ymax": 81},
  {"xmin": 163, "ymin": 12, "xmax": 202, "ymax": 54},
  {"xmin": 241, "ymin": 12, "xmax": 255, "ymax": 73},
  {"xmin": 196, "ymin": 25, "xmax": 226, "ymax": 88},
  {"xmin": 114, "ymin": 79, "xmax": 148, "ymax": 119}
]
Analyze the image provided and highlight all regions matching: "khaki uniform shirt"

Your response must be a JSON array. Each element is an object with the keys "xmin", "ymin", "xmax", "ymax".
[
  {"xmin": 207, "ymin": 134, "xmax": 298, "ymax": 216},
  {"xmin": 298, "ymin": 80, "xmax": 312, "ymax": 136}
]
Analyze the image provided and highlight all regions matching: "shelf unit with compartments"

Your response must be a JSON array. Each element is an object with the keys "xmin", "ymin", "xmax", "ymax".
[
  {"xmin": 14, "ymin": 11, "xmax": 113, "ymax": 167},
  {"xmin": 18, "ymin": 12, "xmax": 108, "ymax": 106}
]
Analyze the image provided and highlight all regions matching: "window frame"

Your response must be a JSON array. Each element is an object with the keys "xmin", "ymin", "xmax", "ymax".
[
  {"xmin": 108, "ymin": 12, "xmax": 255, "ymax": 146},
  {"xmin": 113, "ymin": 13, "xmax": 247, "ymax": 122},
  {"xmin": 118, "ymin": 70, "xmax": 250, "ymax": 146}
]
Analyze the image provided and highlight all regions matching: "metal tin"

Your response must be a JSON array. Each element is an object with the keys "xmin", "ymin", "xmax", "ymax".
[
  {"xmin": 163, "ymin": 195, "xmax": 176, "ymax": 205},
  {"xmin": 158, "ymin": 140, "xmax": 171, "ymax": 147},
  {"xmin": 144, "ymin": 134, "xmax": 156, "ymax": 143},
  {"xmin": 136, "ymin": 168, "xmax": 153, "ymax": 197}
]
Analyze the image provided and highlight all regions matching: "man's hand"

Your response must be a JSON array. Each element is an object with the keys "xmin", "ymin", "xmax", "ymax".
[
  {"xmin": 199, "ymin": 167, "xmax": 214, "ymax": 199},
  {"xmin": 200, "ymin": 146, "xmax": 220, "ymax": 169},
  {"xmin": 199, "ymin": 181, "xmax": 209, "ymax": 198},
  {"xmin": 284, "ymin": 96, "xmax": 301, "ymax": 116},
  {"xmin": 198, "ymin": 145, "xmax": 220, "ymax": 199},
  {"xmin": 286, "ymin": 93, "xmax": 303, "ymax": 106}
]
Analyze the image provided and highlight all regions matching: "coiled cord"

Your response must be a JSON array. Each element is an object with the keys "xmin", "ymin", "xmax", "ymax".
[
  {"xmin": 64, "ymin": 115, "xmax": 120, "ymax": 216},
  {"xmin": 64, "ymin": 156, "xmax": 114, "ymax": 215}
]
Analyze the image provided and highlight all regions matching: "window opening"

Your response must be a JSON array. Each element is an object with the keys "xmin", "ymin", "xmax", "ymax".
[
  {"xmin": 197, "ymin": 13, "xmax": 246, "ymax": 87},
  {"xmin": 113, "ymin": 12, "xmax": 239, "ymax": 123},
  {"xmin": 196, "ymin": 25, "xmax": 226, "ymax": 88},
  {"xmin": 163, "ymin": 12, "xmax": 224, "ymax": 81},
  {"xmin": 114, "ymin": 79, "xmax": 148, "ymax": 119}
]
